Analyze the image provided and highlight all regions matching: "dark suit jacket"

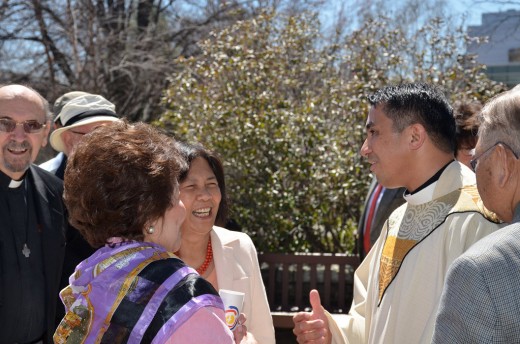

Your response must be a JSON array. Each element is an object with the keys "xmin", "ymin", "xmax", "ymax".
[
  {"xmin": 28, "ymin": 165, "xmax": 67, "ymax": 343},
  {"xmin": 56, "ymin": 216, "xmax": 96, "ymax": 326},
  {"xmin": 41, "ymin": 154, "xmax": 97, "ymax": 327},
  {"xmin": 357, "ymin": 179, "xmax": 405, "ymax": 260}
]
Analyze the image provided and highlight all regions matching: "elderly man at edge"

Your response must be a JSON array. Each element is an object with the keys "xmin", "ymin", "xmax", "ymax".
[
  {"xmin": 0, "ymin": 84, "xmax": 67, "ymax": 344},
  {"xmin": 432, "ymin": 85, "xmax": 520, "ymax": 343}
]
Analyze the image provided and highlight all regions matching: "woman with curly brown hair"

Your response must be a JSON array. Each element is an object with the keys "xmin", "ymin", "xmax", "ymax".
[{"xmin": 54, "ymin": 121, "xmax": 233, "ymax": 343}]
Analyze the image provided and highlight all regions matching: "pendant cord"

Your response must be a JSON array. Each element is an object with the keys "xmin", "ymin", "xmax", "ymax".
[{"xmin": 21, "ymin": 181, "xmax": 30, "ymax": 258}]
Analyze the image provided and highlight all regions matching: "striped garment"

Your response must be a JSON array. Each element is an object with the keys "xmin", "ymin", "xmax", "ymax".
[{"xmin": 54, "ymin": 241, "xmax": 224, "ymax": 343}]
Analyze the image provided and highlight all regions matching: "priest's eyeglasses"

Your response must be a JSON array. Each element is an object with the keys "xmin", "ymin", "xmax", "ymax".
[
  {"xmin": 470, "ymin": 141, "xmax": 519, "ymax": 172},
  {"xmin": 0, "ymin": 118, "xmax": 47, "ymax": 134}
]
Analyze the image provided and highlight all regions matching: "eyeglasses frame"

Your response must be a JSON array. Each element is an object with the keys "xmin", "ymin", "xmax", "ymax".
[
  {"xmin": 470, "ymin": 141, "xmax": 519, "ymax": 172},
  {"xmin": 0, "ymin": 118, "xmax": 47, "ymax": 134}
]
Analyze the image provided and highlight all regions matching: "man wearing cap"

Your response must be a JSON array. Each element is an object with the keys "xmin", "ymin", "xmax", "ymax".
[
  {"xmin": 39, "ymin": 91, "xmax": 89, "ymax": 177},
  {"xmin": 0, "ymin": 84, "xmax": 67, "ymax": 344},
  {"xmin": 38, "ymin": 93, "xmax": 120, "ymax": 327},
  {"xmin": 40, "ymin": 93, "xmax": 119, "ymax": 179}
]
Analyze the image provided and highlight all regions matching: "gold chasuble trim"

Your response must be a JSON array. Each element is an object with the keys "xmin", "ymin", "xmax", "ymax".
[
  {"xmin": 378, "ymin": 236, "xmax": 416, "ymax": 303},
  {"xmin": 377, "ymin": 185, "xmax": 500, "ymax": 304}
]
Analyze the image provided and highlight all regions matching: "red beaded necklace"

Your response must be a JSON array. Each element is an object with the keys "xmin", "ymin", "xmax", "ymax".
[
  {"xmin": 176, "ymin": 238, "xmax": 213, "ymax": 275},
  {"xmin": 196, "ymin": 238, "xmax": 213, "ymax": 275}
]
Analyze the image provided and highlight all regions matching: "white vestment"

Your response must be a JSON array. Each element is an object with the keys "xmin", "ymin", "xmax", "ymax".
[{"xmin": 328, "ymin": 162, "xmax": 502, "ymax": 344}]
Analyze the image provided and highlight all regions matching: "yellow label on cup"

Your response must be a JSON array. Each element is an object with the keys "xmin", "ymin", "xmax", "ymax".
[{"xmin": 225, "ymin": 305, "xmax": 240, "ymax": 330}]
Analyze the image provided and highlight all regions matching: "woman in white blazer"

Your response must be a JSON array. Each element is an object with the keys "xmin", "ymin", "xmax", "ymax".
[{"xmin": 174, "ymin": 141, "xmax": 276, "ymax": 344}]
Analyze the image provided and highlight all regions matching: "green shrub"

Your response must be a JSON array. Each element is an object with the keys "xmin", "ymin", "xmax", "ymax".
[{"xmin": 158, "ymin": 10, "xmax": 505, "ymax": 253}]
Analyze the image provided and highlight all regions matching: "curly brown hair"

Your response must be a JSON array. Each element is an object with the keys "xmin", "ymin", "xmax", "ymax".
[{"xmin": 64, "ymin": 120, "xmax": 186, "ymax": 247}]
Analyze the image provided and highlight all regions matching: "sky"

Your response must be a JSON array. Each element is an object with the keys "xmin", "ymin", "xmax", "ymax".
[
  {"xmin": 322, "ymin": 0, "xmax": 520, "ymax": 30},
  {"xmin": 454, "ymin": 0, "xmax": 520, "ymax": 26}
]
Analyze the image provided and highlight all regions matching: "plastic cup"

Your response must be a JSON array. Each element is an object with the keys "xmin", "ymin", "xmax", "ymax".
[{"xmin": 219, "ymin": 289, "xmax": 245, "ymax": 331}]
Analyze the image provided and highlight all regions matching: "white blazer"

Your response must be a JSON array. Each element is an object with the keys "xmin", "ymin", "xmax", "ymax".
[{"xmin": 211, "ymin": 226, "xmax": 276, "ymax": 344}]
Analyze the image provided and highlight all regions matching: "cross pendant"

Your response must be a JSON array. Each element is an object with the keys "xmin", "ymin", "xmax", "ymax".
[{"xmin": 22, "ymin": 243, "xmax": 31, "ymax": 258}]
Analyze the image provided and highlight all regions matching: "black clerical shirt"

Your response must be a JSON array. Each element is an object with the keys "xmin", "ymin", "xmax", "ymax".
[
  {"xmin": 405, "ymin": 160, "xmax": 455, "ymax": 195},
  {"xmin": 0, "ymin": 170, "xmax": 45, "ymax": 343}
]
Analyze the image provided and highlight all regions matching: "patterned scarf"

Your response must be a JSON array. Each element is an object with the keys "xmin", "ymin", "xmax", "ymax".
[{"xmin": 54, "ymin": 241, "xmax": 223, "ymax": 343}]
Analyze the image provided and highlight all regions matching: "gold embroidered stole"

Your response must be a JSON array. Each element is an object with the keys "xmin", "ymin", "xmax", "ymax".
[{"xmin": 378, "ymin": 185, "xmax": 499, "ymax": 304}]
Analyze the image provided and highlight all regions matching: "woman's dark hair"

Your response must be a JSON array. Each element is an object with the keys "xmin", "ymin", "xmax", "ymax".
[
  {"xmin": 175, "ymin": 141, "xmax": 229, "ymax": 227},
  {"xmin": 64, "ymin": 120, "xmax": 186, "ymax": 247}
]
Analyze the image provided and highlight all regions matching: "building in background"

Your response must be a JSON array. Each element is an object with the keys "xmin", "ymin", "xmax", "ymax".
[{"xmin": 468, "ymin": 9, "xmax": 520, "ymax": 87}]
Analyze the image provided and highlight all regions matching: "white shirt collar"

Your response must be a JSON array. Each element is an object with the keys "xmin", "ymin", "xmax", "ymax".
[
  {"xmin": 9, "ymin": 179, "xmax": 24, "ymax": 189},
  {"xmin": 403, "ymin": 181, "xmax": 437, "ymax": 205}
]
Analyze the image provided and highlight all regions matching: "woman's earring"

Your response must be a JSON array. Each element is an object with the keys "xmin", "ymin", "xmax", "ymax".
[{"xmin": 147, "ymin": 226, "xmax": 155, "ymax": 234}]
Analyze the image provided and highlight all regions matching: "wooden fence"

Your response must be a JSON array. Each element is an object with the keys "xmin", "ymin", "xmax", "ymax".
[{"xmin": 258, "ymin": 252, "xmax": 361, "ymax": 329}]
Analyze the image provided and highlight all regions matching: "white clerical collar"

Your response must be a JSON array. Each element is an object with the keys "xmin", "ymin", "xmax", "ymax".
[
  {"xmin": 404, "ymin": 181, "xmax": 437, "ymax": 205},
  {"xmin": 9, "ymin": 179, "xmax": 24, "ymax": 189}
]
